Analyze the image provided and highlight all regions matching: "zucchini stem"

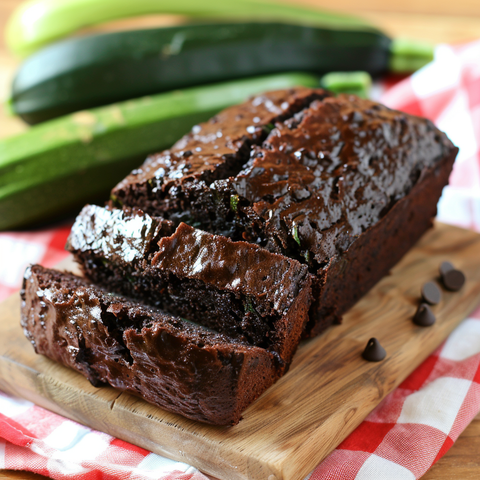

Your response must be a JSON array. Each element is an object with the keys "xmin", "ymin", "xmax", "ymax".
[
  {"xmin": 320, "ymin": 71, "xmax": 372, "ymax": 99},
  {"xmin": 389, "ymin": 37, "xmax": 435, "ymax": 73}
]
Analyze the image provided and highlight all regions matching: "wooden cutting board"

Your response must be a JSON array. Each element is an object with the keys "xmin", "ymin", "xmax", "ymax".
[{"xmin": 1, "ymin": 222, "xmax": 480, "ymax": 480}]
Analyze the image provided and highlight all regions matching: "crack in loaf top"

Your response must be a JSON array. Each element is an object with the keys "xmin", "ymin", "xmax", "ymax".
[{"xmin": 113, "ymin": 87, "xmax": 331, "ymax": 193}]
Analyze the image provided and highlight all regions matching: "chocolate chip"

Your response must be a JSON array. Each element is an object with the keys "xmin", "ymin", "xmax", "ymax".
[
  {"xmin": 439, "ymin": 261, "xmax": 454, "ymax": 277},
  {"xmin": 421, "ymin": 282, "xmax": 442, "ymax": 305},
  {"xmin": 413, "ymin": 303, "xmax": 436, "ymax": 327},
  {"xmin": 442, "ymin": 269, "xmax": 466, "ymax": 291},
  {"xmin": 362, "ymin": 338, "xmax": 386, "ymax": 362}
]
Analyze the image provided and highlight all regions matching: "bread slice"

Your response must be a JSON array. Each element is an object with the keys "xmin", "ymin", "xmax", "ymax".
[
  {"xmin": 67, "ymin": 205, "xmax": 313, "ymax": 371},
  {"xmin": 21, "ymin": 264, "xmax": 283, "ymax": 425}
]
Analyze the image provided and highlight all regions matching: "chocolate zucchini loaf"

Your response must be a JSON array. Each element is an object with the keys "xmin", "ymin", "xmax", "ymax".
[
  {"xmin": 21, "ymin": 265, "xmax": 283, "ymax": 425},
  {"xmin": 21, "ymin": 87, "xmax": 458, "ymax": 426},
  {"xmin": 111, "ymin": 87, "xmax": 458, "ymax": 335},
  {"xmin": 67, "ymin": 204, "xmax": 313, "ymax": 371}
]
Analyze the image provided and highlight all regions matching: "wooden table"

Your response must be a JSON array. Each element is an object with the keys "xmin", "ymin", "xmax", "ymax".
[{"xmin": 1, "ymin": 0, "xmax": 480, "ymax": 478}]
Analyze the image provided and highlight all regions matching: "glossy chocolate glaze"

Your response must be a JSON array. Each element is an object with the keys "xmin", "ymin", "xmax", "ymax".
[
  {"xmin": 21, "ymin": 265, "xmax": 280, "ymax": 425},
  {"xmin": 305, "ymin": 146, "xmax": 457, "ymax": 336},
  {"xmin": 112, "ymin": 87, "xmax": 331, "ymax": 213},
  {"xmin": 227, "ymin": 95, "xmax": 454, "ymax": 264},
  {"xmin": 67, "ymin": 205, "xmax": 313, "ymax": 367},
  {"xmin": 66, "ymin": 205, "xmax": 174, "ymax": 265},
  {"xmin": 153, "ymin": 222, "xmax": 309, "ymax": 315}
]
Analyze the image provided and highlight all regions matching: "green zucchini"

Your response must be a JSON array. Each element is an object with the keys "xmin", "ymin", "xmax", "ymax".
[
  {"xmin": 0, "ymin": 72, "xmax": 319, "ymax": 230},
  {"xmin": 320, "ymin": 71, "xmax": 372, "ymax": 98},
  {"xmin": 6, "ymin": 0, "xmax": 372, "ymax": 58},
  {"xmin": 11, "ymin": 22, "xmax": 431, "ymax": 125}
]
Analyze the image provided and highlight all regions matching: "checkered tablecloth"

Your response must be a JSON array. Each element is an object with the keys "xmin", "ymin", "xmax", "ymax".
[{"xmin": 0, "ymin": 40, "xmax": 480, "ymax": 480}]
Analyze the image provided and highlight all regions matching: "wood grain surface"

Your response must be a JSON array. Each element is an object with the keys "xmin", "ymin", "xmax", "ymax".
[
  {"xmin": 1, "ymin": 0, "xmax": 480, "ymax": 479},
  {"xmin": 0, "ymin": 223, "xmax": 480, "ymax": 480}
]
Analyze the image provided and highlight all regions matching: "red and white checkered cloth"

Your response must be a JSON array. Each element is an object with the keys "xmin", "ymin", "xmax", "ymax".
[{"xmin": 1, "ymin": 40, "xmax": 480, "ymax": 480}]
